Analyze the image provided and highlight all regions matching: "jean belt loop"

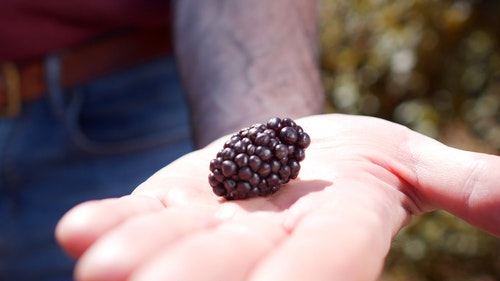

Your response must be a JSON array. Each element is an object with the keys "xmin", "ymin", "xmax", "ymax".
[{"xmin": 44, "ymin": 53, "xmax": 66, "ymax": 119}]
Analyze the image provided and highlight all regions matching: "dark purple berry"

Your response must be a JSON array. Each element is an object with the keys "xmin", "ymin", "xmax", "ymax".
[
  {"xmin": 233, "ymin": 140, "xmax": 246, "ymax": 153},
  {"xmin": 249, "ymin": 155, "xmax": 262, "ymax": 172},
  {"xmin": 208, "ymin": 117, "xmax": 310, "ymax": 200},
  {"xmin": 247, "ymin": 127, "xmax": 260, "ymax": 140},
  {"xmin": 249, "ymin": 187, "xmax": 260, "ymax": 197},
  {"xmin": 213, "ymin": 184, "xmax": 227, "ymax": 196},
  {"xmin": 241, "ymin": 137, "xmax": 252, "ymax": 147},
  {"xmin": 246, "ymin": 144, "xmax": 256, "ymax": 155},
  {"xmin": 280, "ymin": 127, "xmax": 298, "ymax": 144},
  {"xmin": 279, "ymin": 157, "xmax": 289, "ymax": 166},
  {"xmin": 258, "ymin": 163, "xmax": 271, "ymax": 178},
  {"xmin": 224, "ymin": 179, "xmax": 237, "ymax": 191},
  {"xmin": 255, "ymin": 133, "xmax": 270, "ymax": 146},
  {"xmin": 270, "ymin": 159, "xmax": 281, "ymax": 174},
  {"xmin": 208, "ymin": 173, "xmax": 219, "ymax": 187},
  {"xmin": 234, "ymin": 153, "xmax": 249, "ymax": 167},
  {"xmin": 267, "ymin": 174, "xmax": 281, "ymax": 188},
  {"xmin": 264, "ymin": 129, "xmax": 276, "ymax": 138},
  {"xmin": 274, "ymin": 144, "xmax": 288, "ymax": 159},
  {"xmin": 221, "ymin": 160, "xmax": 238, "ymax": 177},
  {"xmin": 268, "ymin": 138, "xmax": 279, "ymax": 150},
  {"xmin": 270, "ymin": 185, "xmax": 280, "ymax": 194},
  {"xmin": 256, "ymin": 146, "xmax": 272, "ymax": 161},
  {"xmin": 289, "ymin": 159, "xmax": 300, "ymax": 179},
  {"xmin": 249, "ymin": 173, "xmax": 260, "ymax": 187},
  {"xmin": 258, "ymin": 179, "xmax": 270, "ymax": 194},
  {"xmin": 209, "ymin": 158, "xmax": 222, "ymax": 170},
  {"xmin": 294, "ymin": 148, "xmax": 306, "ymax": 162},
  {"xmin": 278, "ymin": 165, "xmax": 291, "ymax": 181},
  {"xmin": 212, "ymin": 169, "xmax": 225, "ymax": 182},
  {"xmin": 297, "ymin": 132, "xmax": 311, "ymax": 148},
  {"xmin": 224, "ymin": 136, "xmax": 239, "ymax": 148},
  {"xmin": 220, "ymin": 148, "xmax": 235, "ymax": 160},
  {"xmin": 282, "ymin": 118, "xmax": 296, "ymax": 128},
  {"xmin": 267, "ymin": 117, "xmax": 282, "ymax": 130},
  {"xmin": 238, "ymin": 167, "xmax": 253, "ymax": 181},
  {"xmin": 236, "ymin": 182, "xmax": 251, "ymax": 198}
]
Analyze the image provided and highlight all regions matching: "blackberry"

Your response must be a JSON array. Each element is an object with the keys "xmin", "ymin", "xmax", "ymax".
[{"xmin": 208, "ymin": 117, "xmax": 311, "ymax": 200}]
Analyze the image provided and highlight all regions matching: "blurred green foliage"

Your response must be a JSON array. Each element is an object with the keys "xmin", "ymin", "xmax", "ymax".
[
  {"xmin": 383, "ymin": 212, "xmax": 500, "ymax": 281},
  {"xmin": 318, "ymin": 0, "xmax": 500, "ymax": 279}
]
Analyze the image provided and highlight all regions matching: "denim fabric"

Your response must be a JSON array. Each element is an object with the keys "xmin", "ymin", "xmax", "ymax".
[{"xmin": 0, "ymin": 56, "xmax": 193, "ymax": 281}]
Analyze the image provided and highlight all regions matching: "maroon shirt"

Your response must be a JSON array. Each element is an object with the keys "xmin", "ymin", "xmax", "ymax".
[{"xmin": 0, "ymin": 0, "xmax": 171, "ymax": 62}]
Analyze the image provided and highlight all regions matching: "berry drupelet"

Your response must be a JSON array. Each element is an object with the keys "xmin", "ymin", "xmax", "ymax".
[{"xmin": 208, "ymin": 117, "xmax": 311, "ymax": 200}]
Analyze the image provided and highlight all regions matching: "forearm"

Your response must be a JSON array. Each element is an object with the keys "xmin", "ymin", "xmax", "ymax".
[{"xmin": 173, "ymin": 0, "xmax": 325, "ymax": 147}]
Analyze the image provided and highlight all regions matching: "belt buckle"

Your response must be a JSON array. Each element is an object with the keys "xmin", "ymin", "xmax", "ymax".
[{"xmin": 0, "ymin": 62, "xmax": 22, "ymax": 117}]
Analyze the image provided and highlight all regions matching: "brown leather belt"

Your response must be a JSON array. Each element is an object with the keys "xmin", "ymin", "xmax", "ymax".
[{"xmin": 0, "ymin": 28, "xmax": 173, "ymax": 117}]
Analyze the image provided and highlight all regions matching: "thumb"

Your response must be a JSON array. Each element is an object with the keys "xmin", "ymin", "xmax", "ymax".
[{"xmin": 398, "ymin": 133, "xmax": 500, "ymax": 236}]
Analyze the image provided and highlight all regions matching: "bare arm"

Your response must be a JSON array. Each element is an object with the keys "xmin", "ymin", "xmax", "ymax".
[{"xmin": 173, "ymin": 0, "xmax": 325, "ymax": 147}]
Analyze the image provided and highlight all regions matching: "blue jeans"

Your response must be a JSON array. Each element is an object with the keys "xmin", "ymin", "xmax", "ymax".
[{"xmin": 0, "ymin": 56, "xmax": 193, "ymax": 281}]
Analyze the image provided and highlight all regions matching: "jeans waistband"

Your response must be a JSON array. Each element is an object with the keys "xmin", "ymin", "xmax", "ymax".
[{"xmin": 0, "ymin": 28, "xmax": 173, "ymax": 117}]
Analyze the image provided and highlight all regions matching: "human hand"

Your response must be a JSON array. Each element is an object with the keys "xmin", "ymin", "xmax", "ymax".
[{"xmin": 56, "ymin": 114, "xmax": 500, "ymax": 281}]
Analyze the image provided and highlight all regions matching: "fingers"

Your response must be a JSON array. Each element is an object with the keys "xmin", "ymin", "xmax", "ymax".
[
  {"xmin": 74, "ymin": 208, "xmax": 214, "ymax": 281},
  {"xmin": 129, "ymin": 216, "xmax": 286, "ymax": 281},
  {"xmin": 399, "ymin": 134, "xmax": 500, "ymax": 236},
  {"xmin": 249, "ymin": 180, "xmax": 406, "ymax": 281},
  {"xmin": 70, "ymin": 180, "xmax": 408, "ymax": 281},
  {"xmin": 55, "ymin": 195, "xmax": 165, "ymax": 258},
  {"xmin": 250, "ymin": 213, "xmax": 385, "ymax": 281}
]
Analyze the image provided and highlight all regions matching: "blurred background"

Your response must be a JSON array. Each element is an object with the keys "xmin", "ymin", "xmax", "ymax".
[{"xmin": 318, "ymin": 0, "xmax": 500, "ymax": 280}]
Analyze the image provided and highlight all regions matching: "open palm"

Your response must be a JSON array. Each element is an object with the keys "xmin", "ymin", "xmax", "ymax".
[{"xmin": 56, "ymin": 114, "xmax": 500, "ymax": 281}]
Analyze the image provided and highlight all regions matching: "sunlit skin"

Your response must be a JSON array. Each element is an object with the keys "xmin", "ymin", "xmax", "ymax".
[{"xmin": 56, "ymin": 114, "xmax": 500, "ymax": 281}]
